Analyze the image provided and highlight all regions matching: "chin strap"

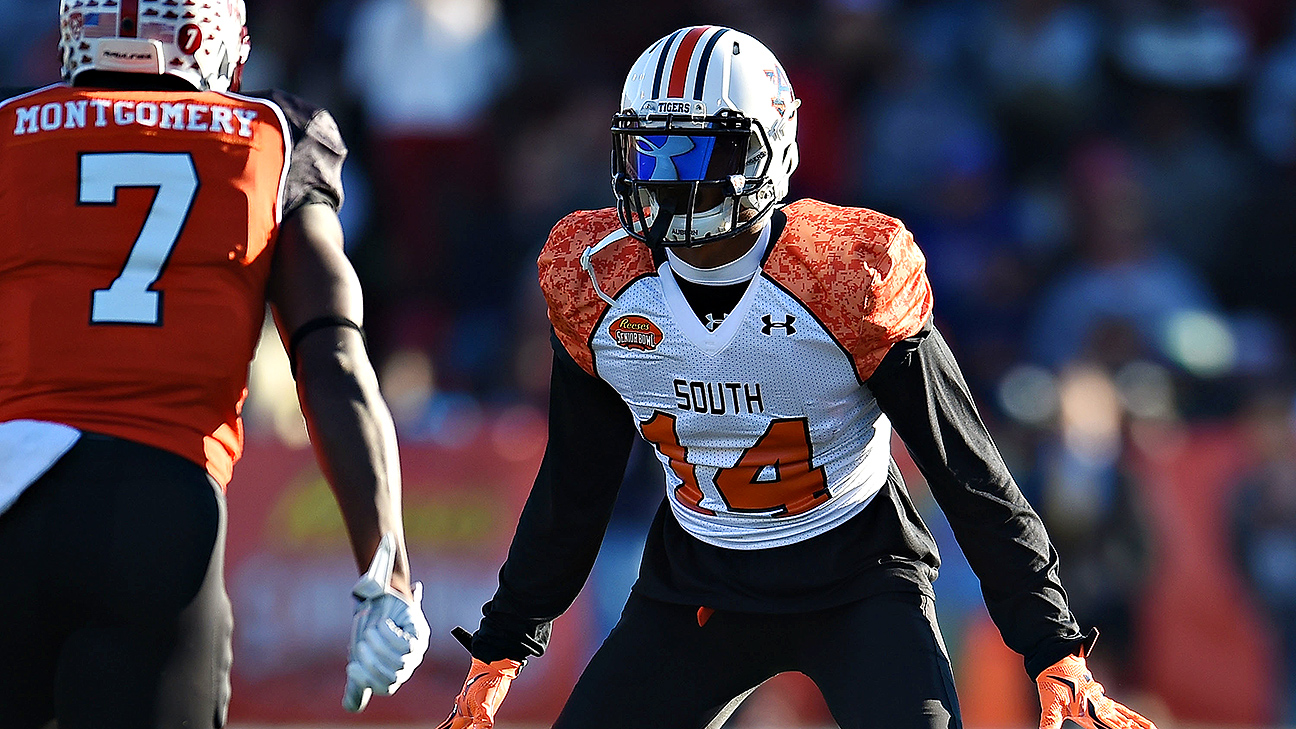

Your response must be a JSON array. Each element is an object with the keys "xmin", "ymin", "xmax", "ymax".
[
  {"xmin": 579, "ymin": 229, "xmax": 633, "ymax": 306},
  {"xmin": 646, "ymin": 193, "xmax": 680, "ymax": 248}
]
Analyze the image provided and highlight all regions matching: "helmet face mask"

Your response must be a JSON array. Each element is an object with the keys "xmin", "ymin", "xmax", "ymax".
[
  {"xmin": 59, "ymin": 0, "xmax": 251, "ymax": 93},
  {"xmin": 612, "ymin": 26, "xmax": 799, "ymax": 248},
  {"xmin": 612, "ymin": 108, "xmax": 775, "ymax": 247}
]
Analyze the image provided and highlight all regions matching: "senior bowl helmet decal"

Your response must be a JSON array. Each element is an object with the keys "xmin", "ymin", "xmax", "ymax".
[
  {"xmin": 612, "ymin": 26, "xmax": 800, "ymax": 247},
  {"xmin": 59, "ymin": 0, "xmax": 251, "ymax": 92}
]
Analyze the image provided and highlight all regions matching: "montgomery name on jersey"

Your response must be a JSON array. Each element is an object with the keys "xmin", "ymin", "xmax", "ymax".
[
  {"xmin": 0, "ymin": 4, "xmax": 427, "ymax": 727},
  {"xmin": 0, "ymin": 83, "xmax": 344, "ymax": 486},
  {"xmin": 540, "ymin": 199, "xmax": 933, "ymax": 549}
]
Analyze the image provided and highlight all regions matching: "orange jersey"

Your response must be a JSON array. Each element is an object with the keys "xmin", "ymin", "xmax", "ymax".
[{"xmin": 0, "ymin": 84, "xmax": 290, "ymax": 487}]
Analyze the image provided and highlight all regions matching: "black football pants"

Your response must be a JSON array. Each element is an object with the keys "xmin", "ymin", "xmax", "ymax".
[
  {"xmin": 0, "ymin": 433, "xmax": 232, "ymax": 729},
  {"xmin": 553, "ymin": 590, "xmax": 962, "ymax": 729}
]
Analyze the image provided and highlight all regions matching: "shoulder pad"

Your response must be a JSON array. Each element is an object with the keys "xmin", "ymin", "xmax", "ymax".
[
  {"xmin": 538, "ymin": 209, "xmax": 655, "ymax": 375},
  {"xmin": 241, "ymin": 88, "xmax": 347, "ymax": 214},
  {"xmin": 766, "ymin": 199, "xmax": 933, "ymax": 382}
]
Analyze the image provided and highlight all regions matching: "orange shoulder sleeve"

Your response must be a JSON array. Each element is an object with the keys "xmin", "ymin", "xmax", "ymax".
[
  {"xmin": 537, "ymin": 209, "xmax": 656, "ymax": 375},
  {"xmin": 766, "ymin": 200, "xmax": 933, "ymax": 382}
]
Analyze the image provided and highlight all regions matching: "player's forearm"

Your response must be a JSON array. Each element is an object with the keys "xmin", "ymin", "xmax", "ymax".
[
  {"xmin": 474, "ymin": 345, "xmax": 636, "ymax": 662},
  {"xmin": 869, "ymin": 323, "xmax": 1085, "ymax": 670},
  {"xmin": 295, "ymin": 329, "xmax": 410, "ymax": 598},
  {"xmin": 478, "ymin": 444, "xmax": 626, "ymax": 660}
]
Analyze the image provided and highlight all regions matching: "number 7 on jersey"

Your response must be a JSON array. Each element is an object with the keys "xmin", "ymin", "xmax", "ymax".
[{"xmin": 82, "ymin": 152, "xmax": 199, "ymax": 325}]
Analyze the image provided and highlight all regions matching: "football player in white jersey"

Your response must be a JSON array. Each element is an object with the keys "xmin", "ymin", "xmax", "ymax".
[{"xmin": 436, "ymin": 26, "xmax": 1156, "ymax": 729}]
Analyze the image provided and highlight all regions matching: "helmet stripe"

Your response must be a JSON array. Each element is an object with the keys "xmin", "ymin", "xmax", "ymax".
[
  {"xmin": 651, "ymin": 28, "xmax": 687, "ymax": 100},
  {"xmin": 692, "ymin": 28, "xmax": 729, "ymax": 101},
  {"xmin": 120, "ymin": 0, "xmax": 139, "ymax": 37},
  {"xmin": 666, "ymin": 26, "xmax": 709, "ymax": 99}
]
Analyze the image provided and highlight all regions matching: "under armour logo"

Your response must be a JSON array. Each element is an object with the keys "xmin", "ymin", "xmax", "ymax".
[
  {"xmin": 634, "ymin": 135, "xmax": 696, "ymax": 181},
  {"xmin": 704, "ymin": 313, "xmax": 725, "ymax": 331},
  {"xmin": 761, "ymin": 314, "xmax": 796, "ymax": 335}
]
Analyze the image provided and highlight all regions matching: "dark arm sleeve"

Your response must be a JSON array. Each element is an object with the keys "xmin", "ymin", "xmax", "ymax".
[
  {"xmin": 867, "ymin": 321, "xmax": 1094, "ymax": 678},
  {"xmin": 470, "ymin": 335, "xmax": 638, "ymax": 663},
  {"xmin": 244, "ymin": 89, "xmax": 346, "ymax": 216}
]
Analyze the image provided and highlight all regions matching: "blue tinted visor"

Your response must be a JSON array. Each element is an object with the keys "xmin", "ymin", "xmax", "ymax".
[{"xmin": 624, "ymin": 133, "xmax": 746, "ymax": 182}]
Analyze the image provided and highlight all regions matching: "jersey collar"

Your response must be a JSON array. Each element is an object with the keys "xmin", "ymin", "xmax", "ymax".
[{"xmin": 665, "ymin": 223, "xmax": 772, "ymax": 286}]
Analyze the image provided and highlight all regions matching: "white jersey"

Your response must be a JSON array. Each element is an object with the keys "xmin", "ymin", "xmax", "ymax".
[{"xmin": 539, "ymin": 199, "xmax": 932, "ymax": 550}]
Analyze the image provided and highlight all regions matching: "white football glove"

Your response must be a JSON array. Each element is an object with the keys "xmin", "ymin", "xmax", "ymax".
[{"xmin": 342, "ymin": 533, "xmax": 430, "ymax": 712}]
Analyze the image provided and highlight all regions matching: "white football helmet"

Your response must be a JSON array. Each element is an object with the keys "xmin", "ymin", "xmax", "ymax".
[
  {"xmin": 59, "ymin": 0, "xmax": 251, "ymax": 92},
  {"xmin": 612, "ymin": 26, "xmax": 800, "ymax": 247}
]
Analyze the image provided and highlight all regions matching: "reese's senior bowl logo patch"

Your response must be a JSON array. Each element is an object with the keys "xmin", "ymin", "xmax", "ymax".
[{"xmin": 609, "ymin": 315, "xmax": 663, "ymax": 351}]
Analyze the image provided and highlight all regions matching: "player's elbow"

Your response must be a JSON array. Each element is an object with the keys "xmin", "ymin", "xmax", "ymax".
[{"xmin": 294, "ymin": 335, "xmax": 380, "ymax": 406}]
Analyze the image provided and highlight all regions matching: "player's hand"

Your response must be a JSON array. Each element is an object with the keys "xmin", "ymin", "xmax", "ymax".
[
  {"xmin": 436, "ymin": 656, "xmax": 522, "ymax": 729},
  {"xmin": 1037, "ymin": 653, "xmax": 1156, "ymax": 729},
  {"xmin": 342, "ymin": 535, "xmax": 430, "ymax": 712}
]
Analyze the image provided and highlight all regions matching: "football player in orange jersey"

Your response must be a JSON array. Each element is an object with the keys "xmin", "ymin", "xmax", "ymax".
[
  {"xmin": 436, "ymin": 26, "xmax": 1158, "ymax": 729},
  {"xmin": 0, "ymin": 2, "xmax": 427, "ymax": 727}
]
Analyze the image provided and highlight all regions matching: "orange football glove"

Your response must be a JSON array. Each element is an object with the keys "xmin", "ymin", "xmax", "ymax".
[
  {"xmin": 435, "ymin": 656, "xmax": 522, "ymax": 729},
  {"xmin": 1037, "ymin": 653, "xmax": 1157, "ymax": 729}
]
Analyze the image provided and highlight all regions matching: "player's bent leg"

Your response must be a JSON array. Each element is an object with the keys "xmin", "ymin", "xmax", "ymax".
[
  {"xmin": 800, "ymin": 592, "xmax": 962, "ymax": 729},
  {"xmin": 155, "ymin": 481, "xmax": 233, "ymax": 728},
  {"xmin": 552, "ymin": 593, "xmax": 781, "ymax": 729},
  {"xmin": 52, "ymin": 437, "xmax": 233, "ymax": 729},
  {"xmin": 55, "ymin": 541, "xmax": 233, "ymax": 729}
]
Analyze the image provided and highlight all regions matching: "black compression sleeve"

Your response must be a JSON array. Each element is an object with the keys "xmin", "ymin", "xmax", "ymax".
[
  {"xmin": 867, "ymin": 321, "xmax": 1089, "ymax": 678},
  {"xmin": 471, "ymin": 336, "xmax": 638, "ymax": 663}
]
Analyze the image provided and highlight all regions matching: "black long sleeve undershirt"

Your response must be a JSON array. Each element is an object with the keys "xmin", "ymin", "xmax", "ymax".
[
  {"xmin": 867, "ymin": 322, "xmax": 1091, "ymax": 678},
  {"xmin": 474, "ymin": 324, "xmax": 1089, "ymax": 677},
  {"xmin": 472, "ymin": 339, "xmax": 637, "ymax": 663}
]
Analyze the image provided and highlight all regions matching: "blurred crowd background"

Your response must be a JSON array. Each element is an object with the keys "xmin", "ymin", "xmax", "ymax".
[{"xmin": 7, "ymin": 0, "xmax": 1296, "ymax": 725}]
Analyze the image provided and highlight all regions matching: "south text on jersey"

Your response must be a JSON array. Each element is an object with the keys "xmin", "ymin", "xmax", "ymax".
[
  {"xmin": 12, "ymin": 100, "xmax": 258, "ymax": 139},
  {"xmin": 673, "ymin": 379, "xmax": 766, "ymax": 415}
]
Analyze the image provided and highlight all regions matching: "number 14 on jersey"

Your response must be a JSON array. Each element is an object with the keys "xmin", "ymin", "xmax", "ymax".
[{"xmin": 641, "ymin": 411, "xmax": 831, "ymax": 517}]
